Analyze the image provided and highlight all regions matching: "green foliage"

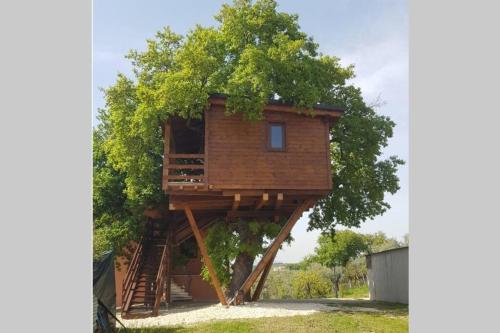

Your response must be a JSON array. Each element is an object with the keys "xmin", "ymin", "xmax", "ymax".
[
  {"xmin": 291, "ymin": 269, "xmax": 333, "ymax": 299},
  {"xmin": 296, "ymin": 254, "xmax": 320, "ymax": 270},
  {"xmin": 262, "ymin": 262, "xmax": 332, "ymax": 300},
  {"xmin": 93, "ymin": 130, "xmax": 127, "ymax": 219},
  {"xmin": 308, "ymin": 230, "xmax": 405, "ymax": 297},
  {"xmin": 341, "ymin": 256, "xmax": 367, "ymax": 285},
  {"xmin": 261, "ymin": 269, "xmax": 294, "ymax": 299},
  {"xmin": 100, "ymin": 75, "xmax": 164, "ymax": 208},
  {"xmin": 93, "ymin": 128, "xmax": 143, "ymax": 258},
  {"xmin": 200, "ymin": 222, "xmax": 239, "ymax": 287},
  {"xmin": 315, "ymin": 230, "xmax": 367, "ymax": 268},
  {"xmin": 308, "ymin": 86, "xmax": 405, "ymax": 232},
  {"xmin": 363, "ymin": 231, "xmax": 403, "ymax": 253},
  {"xmin": 201, "ymin": 219, "xmax": 286, "ymax": 287}
]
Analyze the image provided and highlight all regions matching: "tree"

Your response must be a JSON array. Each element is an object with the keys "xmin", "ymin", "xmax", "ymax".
[
  {"xmin": 93, "ymin": 126, "xmax": 142, "ymax": 260},
  {"xmin": 93, "ymin": 0, "xmax": 403, "ymax": 298},
  {"xmin": 342, "ymin": 257, "xmax": 368, "ymax": 287},
  {"xmin": 314, "ymin": 230, "xmax": 367, "ymax": 297},
  {"xmin": 295, "ymin": 254, "xmax": 320, "ymax": 270},
  {"xmin": 200, "ymin": 218, "xmax": 289, "ymax": 299},
  {"xmin": 291, "ymin": 269, "xmax": 332, "ymax": 299},
  {"xmin": 363, "ymin": 231, "xmax": 403, "ymax": 253}
]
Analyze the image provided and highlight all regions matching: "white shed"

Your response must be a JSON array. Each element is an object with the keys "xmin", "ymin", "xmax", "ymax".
[{"xmin": 366, "ymin": 246, "xmax": 408, "ymax": 304}]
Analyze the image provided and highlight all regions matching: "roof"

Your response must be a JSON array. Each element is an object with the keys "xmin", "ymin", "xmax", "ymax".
[
  {"xmin": 365, "ymin": 246, "xmax": 409, "ymax": 257},
  {"xmin": 209, "ymin": 93, "xmax": 344, "ymax": 119}
]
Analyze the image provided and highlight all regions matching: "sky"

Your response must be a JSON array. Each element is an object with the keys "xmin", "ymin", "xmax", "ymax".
[{"xmin": 93, "ymin": 0, "xmax": 409, "ymax": 263}]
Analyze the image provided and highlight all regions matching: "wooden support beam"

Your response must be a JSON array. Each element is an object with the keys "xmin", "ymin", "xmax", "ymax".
[
  {"xmin": 251, "ymin": 251, "xmax": 276, "ymax": 301},
  {"xmin": 255, "ymin": 193, "xmax": 269, "ymax": 210},
  {"xmin": 275, "ymin": 193, "xmax": 283, "ymax": 209},
  {"xmin": 232, "ymin": 193, "xmax": 241, "ymax": 211},
  {"xmin": 183, "ymin": 204, "xmax": 227, "ymax": 305},
  {"xmin": 226, "ymin": 210, "xmax": 290, "ymax": 219},
  {"xmin": 231, "ymin": 199, "xmax": 314, "ymax": 304}
]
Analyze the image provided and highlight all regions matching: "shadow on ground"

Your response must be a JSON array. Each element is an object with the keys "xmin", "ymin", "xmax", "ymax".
[
  {"xmin": 324, "ymin": 299, "xmax": 408, "ymax": 315},
  {"xmin": 118, "ymin": 329, "xmax": 183, "ymax": 333}
]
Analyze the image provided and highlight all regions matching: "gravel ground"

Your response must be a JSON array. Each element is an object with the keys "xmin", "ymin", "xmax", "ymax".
[{"xmin": 118, "ymin": 300, "xmax": 379, "ymax": 328}]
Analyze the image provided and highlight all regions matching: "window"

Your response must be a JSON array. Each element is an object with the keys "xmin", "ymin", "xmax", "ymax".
[{"xmin": 267, "ymin": 122, "xmax": 286, "ymax": 151}]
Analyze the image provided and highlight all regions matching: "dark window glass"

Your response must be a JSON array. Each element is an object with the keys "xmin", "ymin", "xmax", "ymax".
[{"xmin": 270, "ymin": 124, "xmax": 284, "ymax": 150}]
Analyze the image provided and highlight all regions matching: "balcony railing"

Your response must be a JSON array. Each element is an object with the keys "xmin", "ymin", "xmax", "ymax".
[{"xmin": 164, "ymin": 154, "xmax": 206, "ymax": 190}]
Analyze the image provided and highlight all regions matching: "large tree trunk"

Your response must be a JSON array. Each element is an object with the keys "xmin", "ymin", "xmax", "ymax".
[
  {"xmin": 226, "ymin": 252, "xmax": 255, "ymax": 301},
  {"xmin": 225, "ymin": 219, "xmax": 264, "ymax": 301}
]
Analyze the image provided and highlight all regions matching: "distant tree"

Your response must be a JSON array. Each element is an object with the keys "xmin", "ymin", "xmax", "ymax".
[
  {"xmin": 363, "ymin": 231, "xmax": 402, "ymax": 253},
  {"xmin": 284, "ymin": 263, "xmax": 301, "ymax": 271},
  {"xmin": 291, "ymin": 269, "xmax": 332, "ymax": 299},
  {"xmin": 292, "ymin": 254, "xmax": 319, "ymax": 271},
  {"xmin": 262, "ymin": 270, "xmax": 295, "ymax": 300},
  {"xmin": 314, "ymin": 230, "xmax": 367, "ymax": 297},
  {"xmin": 342, "ymin": 257, "xmax": 368, "ymax": 286}
]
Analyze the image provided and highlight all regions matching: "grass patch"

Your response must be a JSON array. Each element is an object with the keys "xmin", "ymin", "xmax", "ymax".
[
  {"xmin": 117, "ymin": 308, "xmax": 408, "ymax": 333},
  {"xmin": 339, "ymin": 284, "xmax": 369, "ymax": 298}
]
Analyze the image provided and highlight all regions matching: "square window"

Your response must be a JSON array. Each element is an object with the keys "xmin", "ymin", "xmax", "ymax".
[{"xmin": 268, "ymin": 123, "xmax": 285, "ymax": 151}]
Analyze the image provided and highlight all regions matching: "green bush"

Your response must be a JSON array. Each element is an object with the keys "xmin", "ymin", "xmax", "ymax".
[{"xmin": 291, "ymin": 270, "xmax": 333, "ymax": 299}]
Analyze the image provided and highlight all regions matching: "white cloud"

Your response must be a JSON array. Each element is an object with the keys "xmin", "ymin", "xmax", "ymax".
[{"xmin": 338, "ymin": 37, "xmax": 409, "ymax": 104}]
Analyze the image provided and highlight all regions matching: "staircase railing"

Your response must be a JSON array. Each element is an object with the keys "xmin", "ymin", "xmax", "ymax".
[
  {"xmin": 152, "ymin": 232, "xmax": 171, "ymax": 316},
  {"xmin": 121, "ymin": 237, "xmax": 144, "ymax": 313}
]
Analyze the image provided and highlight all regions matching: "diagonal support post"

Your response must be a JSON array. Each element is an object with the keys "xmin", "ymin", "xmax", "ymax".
[
  {"xmin": 230, "ymin": 199, "xmax": 315, "ymax": 305},
  {"xmin": 183, "ymin": 204, "xmax": 228, "ymax": 305},
  {"xmin": 251, "ymin": 251, "xmax": 276, "ymax": 301}
]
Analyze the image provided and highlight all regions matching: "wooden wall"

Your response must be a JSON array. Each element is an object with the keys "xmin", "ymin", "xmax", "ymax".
[
  {"xmin": 206, "ymin": 105, "xmax": 332, "ymax": 191},
  {"xmin": 172, "ymin": 255, "xmax": 218, "ymax": 302}
]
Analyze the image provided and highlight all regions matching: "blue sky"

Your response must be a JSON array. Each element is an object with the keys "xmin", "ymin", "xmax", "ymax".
[{"xmin": 93, "ymin": 0, "xmax": 408, "ymax": 263}]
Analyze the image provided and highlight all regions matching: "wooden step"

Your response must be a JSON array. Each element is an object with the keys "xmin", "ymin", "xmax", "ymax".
[{"xmin": 170, "ymin": 281, "xmax": 192, "ymax": 301}]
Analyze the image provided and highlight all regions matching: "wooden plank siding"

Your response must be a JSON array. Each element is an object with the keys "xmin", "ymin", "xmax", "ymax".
[{"xmin": 206, "ymin": 105, "xmax": 332, "ymax": 191}]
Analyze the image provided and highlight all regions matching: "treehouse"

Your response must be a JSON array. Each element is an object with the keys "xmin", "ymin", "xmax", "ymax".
[{"xmin": 119, "ymin": 95, "xmax": 343, "ymax": 318}]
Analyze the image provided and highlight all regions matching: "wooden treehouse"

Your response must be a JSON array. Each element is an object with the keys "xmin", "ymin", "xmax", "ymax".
[{"xmin": 119, "ymin": 95, "xmax": 343, "ymax": 318}]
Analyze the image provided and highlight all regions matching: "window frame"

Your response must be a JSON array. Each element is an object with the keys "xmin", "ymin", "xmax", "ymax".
[{"xmin": 266, "ymin": 122, "xmax": 286, "ymax": 152}]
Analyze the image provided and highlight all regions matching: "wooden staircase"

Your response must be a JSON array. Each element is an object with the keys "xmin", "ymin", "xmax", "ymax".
[
  {"xmin": 170, "ymin": 281, "xmax": 193, "ymax": 301},
  {"xmin": 121, "ymin": 220, "xmax": 172, "ymax": 319}
]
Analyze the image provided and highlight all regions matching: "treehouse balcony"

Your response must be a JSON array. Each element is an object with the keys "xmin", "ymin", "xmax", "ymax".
[{"xmin": 164, "ymin": 154, "xmax": 207, "ymax": 191}]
